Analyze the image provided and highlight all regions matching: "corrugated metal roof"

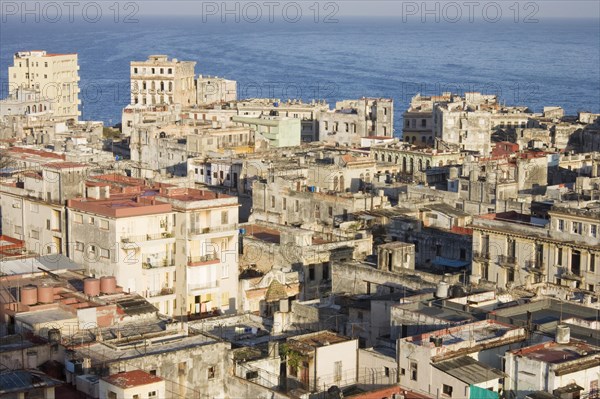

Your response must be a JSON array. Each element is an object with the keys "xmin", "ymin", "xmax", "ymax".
[{"xmin": 432, "ymin": 356, "xmax": 505, "ymax": 384}]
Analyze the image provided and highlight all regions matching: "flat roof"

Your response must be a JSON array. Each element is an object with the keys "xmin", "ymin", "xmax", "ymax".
[
  {"xmin": 289, "ymin": 331, "xmax": 351, "ymax": 348},
  {"xmin": 102, "ymin": 370, "xmax": 163, "ymax": 389},
  {"xmin": 407, "ymin": 320, "xmax": 517, "ymax": 347},
  {"xmin": 510, "ymin": 340, "xmax": 600, "ymax": 364},
  {"xmin": 16, "ymin": 308, "xmax": 76, "ymax": 326},
  {"xmin": 433, "ymin": 356, "xmax": 505, "ymax": 384},
  {"xmin": 68, "ymin": 195, "xmax": 172, "ymax": 218}
]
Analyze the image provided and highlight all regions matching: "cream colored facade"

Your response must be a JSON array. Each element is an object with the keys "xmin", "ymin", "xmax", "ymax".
[
  {"xmin": 8, "ymin": 51, "xmax": 80, "ymax": 121},
  {"xmin": 130, "ymin": 55, "xmax": 196, "ymax": 106},
  {"xmin": 197, "ymin": 76, "xmax": 237, "ymax": 105},
  {"xmin": 471, "ymin": 207, "xmax": 600, "ymax": 292}
]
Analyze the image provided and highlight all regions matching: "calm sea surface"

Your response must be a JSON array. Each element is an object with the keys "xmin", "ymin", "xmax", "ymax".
[{"xmin": 1, "ymin": 16, "xmax": 599, "ymax": 133}]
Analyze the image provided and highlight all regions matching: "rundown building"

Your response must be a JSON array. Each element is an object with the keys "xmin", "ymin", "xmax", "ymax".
[
  {"xmin": 320, "ymin": 98, "xmax": 393, "ymax": 146},
  {"xmin": 0, "ymin": 161, "xmax": 89, "ymax": 256},
  {"xmin": 398, "ymin": 320, "xmax": 528, "ymax": 399},
  {"xmin": 470, "ymin": 205, "xmax": 600, "ymax": 292},
  {"xmin": 240, "ymin": 221, "xmax": 372, "ymax": 300},
  {"xmin": 130, "ymin": 55, "xmax": 196, "ymax": 107},
  {"xmin": 402, "ymin": 93, "xmax": 453, "ymax": 146},
  {"xmin": 371, "ymin": 141, "xmax": 463, "ymax": 178},
  {"xmin": 250, "ymin": 174, "xmax": 390, "ymax": 229},
  {"xmin": 432, "ymin": 92, "xmax": 533, "ymax": 155},
  {"xmin": 197, "ymin": 75, "xmax": 237, "ymax": 105},
  {"xmin": 285, "ymin": 331, "xmax": 358, "ymax": 392},
  {"xmin": 504, "ymin": 336, "xmax": 600, "ymax": 399}
]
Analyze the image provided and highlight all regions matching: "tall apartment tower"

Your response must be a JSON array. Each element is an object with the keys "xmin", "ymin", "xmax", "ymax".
[
  {"xmin": 130, "ymin": 55, "xmax": 196, "ymax": 107},
  {"xmin": 8, "ymin": 51, "xmax": 81, "ymax": 121}
]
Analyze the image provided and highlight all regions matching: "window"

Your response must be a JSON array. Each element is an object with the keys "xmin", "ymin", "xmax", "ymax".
[
  {"xmin": 88, "ymin": 245, "xmax": 96, "ymax": 255},
  {"xmin": 283, "ymin": 198, "xmax": 287, "ymax": 210},
  {"xmin": 591, "ymin": 254, "xmax": 596, "ymax": 273},
  {"xmin": 271, "ymin": 196, "xmax": 276, "ymax": 208},
  {"xmin": 100, "ymin": 248, "xmax": 110, "ymax": 258},
  {"xmin": 108, "ymin": 392, "xmax": 117, "ymax": 399},
  {"xmin": 443, "ymin": 384, "xmax": 453, "ymax": 397},
  {"xmin": 410, "ymin": 361, "xmax": 418, "ymax": 381},
  {"xmin": 558, "ymin": 219, "xmax": 564, "ymax": 232},
  {"xmin": 221, "ymin": 211, "xmax": 229, "ymax": 224},
  {"xmin": 558, "ymin": 248, "xmax": 563, "ymax": 265},
  {"xmin": 573, "ymin": 222, "xmax": 582, "ymax": 234},
  {"xmin": 75, "ymin": 242, "xmax": 84, "ymax": 251},
  {"xmin": 334, "ymin": 361, "xmax": 342, "ymax": 383},
  {"xmin": 100, "ymin": 219, "xmax": 109, "ymax": 230},
  {"xmin": 384, "ymin": 367, "xmax": 390, "ymax": 377},
  {"xmin": 14, "ymin": 225, "xmax": 22, "ymax": 235},
  {"xmin": 208, "ymin": 366, "xmax": 215, "ymax": 379},
  {"xmin": 322, "ymin": 262, "xmax": 330, "ymax": 280},
  {"xmin": 149, "ymin": 369, "xmax": 157, "ymax": 375},
  {"xmin": 591, "ymin": 225, "xmax": 597, "ymax": 238},
  {"xmin": 308, "ymin": 265, "xmax": 315, "ymax": 281},
  {"xmin": 149, "ymin": 392, "xmax": 157, "ymax": 398},
  {"xmin": 295, "ymin": 200, "xmax": 299, "ymax": 212},
  {"xmin": 89, "ymin": 217, "xmax": 95, "ymax": 225}
]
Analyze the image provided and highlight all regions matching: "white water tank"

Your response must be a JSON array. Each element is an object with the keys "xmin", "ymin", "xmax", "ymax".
[
  {"xmin": 556, "ymin": 324, "xmax": 570, "ymax": 344},
  {"xmin": 436, "ymin": 281, "xmax": 450, "ymax": 299}
]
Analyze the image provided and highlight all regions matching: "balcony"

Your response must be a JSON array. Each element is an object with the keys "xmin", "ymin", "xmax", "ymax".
[
  {"xmin": 556, "ymin": 266, "xmax": 583, "ymax": 281},
  {"xmin": 498, "ymin": 255, "xmax": 517, "ymax": 268},
  {"xmin": 142, "ymin": 258, "xmax": 175, "ymax": 269},
  {"xmin": 188, "ymin": 280, "xmax": 219, "ymax": 291},
  {"xmin": 189, "ymin": 223, "xmax": 238, "ymax": 236},
  {"xmin": 121, "ymin": 231, "xmax": 174, "ymax": 243},
  {"xmin": 187, "ymin": 254, "xmax": 219, "ymax": 266},
  {"xmin": 525, "ymin": 260, "xmax": 546, "ymax": 274},
  {"xmin": 147, "ymin": 287, "xmax": 174, "ymax": 298},
  {"xmin": 473, "ymin": 250, "xmax": 491, "ymax": 262}
]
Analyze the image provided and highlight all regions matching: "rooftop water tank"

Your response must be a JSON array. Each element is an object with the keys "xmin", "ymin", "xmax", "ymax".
[
  {"xmin": 20, "ymin": 285, "xmax": 38, "ymax": 306},
  {"xmin": 100, "ymin": 276, "xmax": 117, "ymax": 295},
  {"xmin": 37, "ymin": 284, "xmax": 54, "ymax": 304},
  {"xmin": 83, "ymin": 278, "xmax": 100, "ymax": 297},
  {"xmin": 556, "ymin": 324, "xmax": 570, "ymax": 344}
]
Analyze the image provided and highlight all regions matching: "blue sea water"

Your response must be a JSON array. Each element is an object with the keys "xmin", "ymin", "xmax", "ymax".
[{"xmin": 1, "ymin": 15, "xmax": 599, "ymax": 132}]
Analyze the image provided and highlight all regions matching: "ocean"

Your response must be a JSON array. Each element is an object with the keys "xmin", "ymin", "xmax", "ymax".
[{"xmin": 1, "ymin": 15, "xmax": 599, "ymax": 133}]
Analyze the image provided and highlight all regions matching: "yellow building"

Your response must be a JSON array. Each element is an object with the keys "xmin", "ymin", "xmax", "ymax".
[{"xmin": 8, "ymin": 50, "xmax": 80, "ymax": 121}]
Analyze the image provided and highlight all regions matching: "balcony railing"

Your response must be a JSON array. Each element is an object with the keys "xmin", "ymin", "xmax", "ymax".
[
  {"xmin": 473, "ymin": 250, "xmax": 491, "ymax": 262},
  {"xmin": 187, "ymin": 254, "xmax": 219, "ymax": 265},
  {"xmin": 148, "ymin": 287, "xmax": 174, "ymax": 298},
  {"xmin": 189, "ymin": 223, "xmax": 238, "ymax": 236},
  {"xmin": 525, "ymin": 260, "xmax": 546, "ymax": 274},
  {"xmin": 142, "ymin": 258, "xmax": 175, "ymax": 269},
  {"xmin": 121, "ymin": 232, "xmax": 174, "ymax": 243},
  {"xmin": 498, "ymin": 255, "xmax": 516, "ymax": 267}
]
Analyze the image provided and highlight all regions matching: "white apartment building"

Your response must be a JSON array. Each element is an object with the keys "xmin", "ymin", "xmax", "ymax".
[
  {"xmin": 8, "ymin": 50, "xmax": 81, "ymax": 121},
  {"xmin": 130, "ymin": 55, "xmax": 196, "ymax": 107}
]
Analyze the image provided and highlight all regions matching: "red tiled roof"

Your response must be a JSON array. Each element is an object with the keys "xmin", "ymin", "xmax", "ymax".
[{"xmin": 102, "ymin": 370, "xmax": 163, "ymax": 389}]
